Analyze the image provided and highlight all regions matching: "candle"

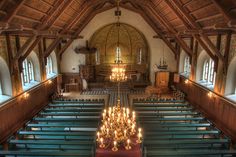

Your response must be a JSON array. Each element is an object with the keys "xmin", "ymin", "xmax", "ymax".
[
  {"xmin": 136, "ymin": 132, "xmax": 142, "ymax": 143},
  {"xmin": 138, "ymin": 128, "xmax": 141, "ymax": 134},
  {"xmin": 100, "ymin": 138, "xmax": 105, "ymax": 148},
  {"xmin": 124, "ymin": 129, "xmax": 127, "ymax": 137},
  {"xmin": 102, "ymin": 113, "xmax": 105, "ymax": 120},
  {"xmin": 97, "ymin": 132, "xmax": 100, "ymax": 141},
  {"xmin": 125, "ymin": 139, "xmax": 131, "ymax": 150},
  {"xmin": 112, "ymin": 141, "xmax": 118, "ymax": 151}
]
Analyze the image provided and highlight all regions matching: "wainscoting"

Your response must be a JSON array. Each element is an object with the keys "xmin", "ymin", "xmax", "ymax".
[
  {"xmin": 0, "ymin": 77, "xmax": 57, "ymax": 143},
  {"xmin": 176, "ymin": 76, "xmax": 236, "ymax": 142}
]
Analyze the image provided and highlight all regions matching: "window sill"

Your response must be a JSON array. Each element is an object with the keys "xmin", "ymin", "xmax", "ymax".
[
  {"xmin": 47, "ymin": 73, "xmax": 57, "ymax": 79},
  {"xmin": 226, "ymin": 94, "xmax": 236, "ymax": 103},
  {"xmin": 198, "ymin": 80, "xmax": 214, "ymax": 90},
  {"xmin": 0, "ymin": 95, "xmax": 11, "ymax": 105},
  {"xmin": 23, "ymin": 81, "xmax": 40, "ymax": 91},
  {"xmin": 180, "ymin": 72, "xmax": 190, "ymax": 78}
]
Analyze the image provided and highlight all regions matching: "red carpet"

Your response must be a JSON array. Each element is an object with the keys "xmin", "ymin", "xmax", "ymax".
[{"xmin": 96, "ymin": 143, "xmax": 141, "ymax": 157}]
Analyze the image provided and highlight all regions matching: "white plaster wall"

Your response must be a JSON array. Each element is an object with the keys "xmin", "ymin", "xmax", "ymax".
[
  {"xmin": 179, "ymin": 50, "xmax": 187, "ymax": 73},
  {"xmin": 60, "ymin": 8, "xmax": 177, "ymax": 84},
  {"xmin": 196, "ymin": 50, "xmax": 210, "ymax": 81}
]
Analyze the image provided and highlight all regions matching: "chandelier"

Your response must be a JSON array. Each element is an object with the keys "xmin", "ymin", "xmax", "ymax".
[
  {"xmin": 96, "ymin": 100, "xmax": 142, "ymax": 151},
  {"xmin": 96, "ymin": 1, "xmax": 142, "ymax": 151},
  {"xmin": 109, "ymin": 66, "xmax": 128, "ymax": 82}
]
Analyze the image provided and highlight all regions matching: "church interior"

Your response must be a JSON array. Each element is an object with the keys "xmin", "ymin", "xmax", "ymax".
[{"xmin": 0, "ymin": 0, "xmax": 236, "ymax": 156}]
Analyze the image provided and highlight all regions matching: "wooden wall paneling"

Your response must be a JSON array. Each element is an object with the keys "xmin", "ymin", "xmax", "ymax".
[
  {"xmin": 176, "ymin": 76, "xmax": 236, "ymax": 142},
  {"xmin": 0, "ymin": 77, "xmax": 57, "ymax": 144}
]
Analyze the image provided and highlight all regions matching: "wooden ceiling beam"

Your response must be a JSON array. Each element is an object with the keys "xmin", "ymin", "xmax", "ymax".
[
  {"xmin": 47, "ymin": 0, "xmax": 74, "ymax": 29},
  {"xmin": 3, "ymin": 0, "xmax": 26, "ymax": 23},
  {"xmin": 170, "ymin": 0, "xmax": 224, "ymax": 61},
  {"xmin": 147, "ymin": 1, "xmax": 193, "ymax": 56},
  {"xmin": 39, "ymin": 0, "xmax": 53, "ymax": 8},
  {"xmin": 44, "ymin": 38, "xmax": 62, "ymax": 58},
  {"xmin": 194, "ymin": 34, "xmax": 215, "ymax": 59},
  {"xmin": 211, "ymin": 0, "xmax": 236, "ymax": 23},
  {"xmin": 61, "ymin": 0, "xmax": 108, "ymax": 33},
  {"xmin": 14, "ymin": 35, "xmax": 37, "ymax": 60},
  {"xmin": 23, "ymin": 4, "xmax": 48, "ymax": 16},
  {"xmin": 189, "ymin": 3, "xmax": 214, "ymax": 15},
  {"xmin": 195, "ymin": 13, "xmax": 222, "ymax": 23},
  {"xmin": 36, "ymin": 0, "xmax": 65, "ymax": 30},
  {"xmin": 123, "ymin": 0, "xmax": 177, "ymax": 55},
  {"xmin": 20, "ymin": 36, "xmax": 42, "ymax": 61},
  {"xmin": 14, "ymin": 15, "xmax": 42, "ymax": 24}
]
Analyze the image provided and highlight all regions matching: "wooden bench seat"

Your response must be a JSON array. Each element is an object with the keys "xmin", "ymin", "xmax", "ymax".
[
  {"xmin": 44, "ymin": 108, "xmax": 102, "ymax": 112},
  {"xmin": 0, "ymin": 150, "xmax": 93, "ymax": 156},
  {"xmin": 134, "ymin": 107, "xmax": 193, "ymax": 111},
  {"xmin": 137, "ymin": 111, "xmax": 199, "ymax": 117},
  {"xmin": 9, "ymin": 140, "xmax": 93, "ymax": 150},
  {"xmin": 33, "ymin": 117, "xmax": 100, "ymax": 122},
  {"xmin": 133, "ymin": 103, "xmax": 188, "ymax": 107},
  {"xmin": 144, "ymin": 130, "xmax": 219, "ymax": 136},
  {"xmin": 26, "ymin": 126, "xmax": 97, "ymax": 132},
  {"xmin": 133, "ymin": 100, "xmax": 185, "ymax": 103},
  {"xmin": 49, "ymin": 104, "xmax": 103, "ymax": 108},
  {"xmin": 145, "ymin": 149, "xmax": 236, "ymax": 156},
  {"xmin": 144, "ymin": 139, "xmax": 229, "ymax": 147},
  {"xmin": 40, "ymin": 112, "xmax": 101, "ymax": 117},
  {"xmin": 138, "ymin": 117, "xmax": 204, "ymax": 122},
  {"xmin": 141, "ymin": 123, "xmax": 211, "ymax": 128},
  {"xmin": 18, "ymin": 131, "xmax": 95, "ymax": 136},
  {"xmin": 27, "ymin": 123, "xmax": 98, "ymax": 128}
]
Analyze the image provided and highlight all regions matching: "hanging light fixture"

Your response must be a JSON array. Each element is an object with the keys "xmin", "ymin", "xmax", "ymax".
[{"xmin": 97, "ymin": 0, "xmax": 142, "ymax": 151}]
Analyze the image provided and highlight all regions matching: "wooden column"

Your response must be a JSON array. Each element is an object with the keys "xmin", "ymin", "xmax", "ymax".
[
  {"xmin": 190, "ymin": 40, "xmax": 198, "ymax": 81},
  {"xmin": 38, "ymin": 39, "xmax": 46, "ymax": 81},
  {"xmin": 6, "ymin": 35, "xmax": 23, "ymax": 96},
  {"xmin": 214, "ymin": 32, "xmax": 232, "ymax": 95}
]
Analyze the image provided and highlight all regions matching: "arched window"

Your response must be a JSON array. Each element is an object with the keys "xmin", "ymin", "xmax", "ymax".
[
  {"xmin": 202, "ymin": 59, "xmax": 215, "ymax": 84},
  {"xmin": 22, "ymin": 59, "xmax": 34, "ymax": 86},
  {"xmin": 137, "ymin": 48, "xmax": 142, "ymax": 64},
  {"xmin": 183, "ymin": 56, "xmax": 191, "ymax": 76},
  {"xmin": 115, "ymin": 46, "xmax": 121, "ymax": 62},
  {"xmin": 95, "ymin": 50, "xmax": 100, "ymax": 65},
  {"xmin": 46, "ymin": 56, "xmax": 53, "ymax": 77}
]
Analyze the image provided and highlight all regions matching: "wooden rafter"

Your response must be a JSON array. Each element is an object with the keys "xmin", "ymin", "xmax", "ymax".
[
  {"xmin": 3, "ymin": 0, "xmax": 26, "ymax": 23},
  {"xmin": 211, "ymin": 0, "xmax": 235, "ymax": 23},
  {"xmin": 47, "ymin": 0, "xmax": 74, "ymax": 29},
  {"xmin": 14, "ymin": 35, "xmax": 37, "ymax": 60},
  {"xmin": 20, "ymin": 36, "xmax": 42, "ymax": 61},
  {"xmin": 170, "ymin": 0, "xmax": 225, "ymax": 61},
  {"xmin": 146, "ymin": 1, "xmax": 192, "ymax": 56},
  {"xmin": 36, "ymin": 0, "xmax": 65, "ymax": 30},
  {"xmin": 44, "ymin": 38, "xmax": 62, "ymax": 58}
]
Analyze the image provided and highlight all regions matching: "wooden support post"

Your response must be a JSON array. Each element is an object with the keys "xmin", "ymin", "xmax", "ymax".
[
  {"xmin": 190, "ymin": 40, "xmax": 198, "ymax": 81},
  {"xmin": 6, "ymin": 34, "xmax": 23, "ymax": 95},
  {"xmin": 38, "ymin": 39, "xmax": 46, "ymax": 81}
]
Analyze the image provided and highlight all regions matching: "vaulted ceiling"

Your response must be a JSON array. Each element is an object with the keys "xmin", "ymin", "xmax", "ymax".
[
  {"xmin": 0, "ymin": 0, "xmax": 235, "ymax": 37},
  {"xmin": 0, "ymin": 0, "xmax": 236, "ymax": 59}
]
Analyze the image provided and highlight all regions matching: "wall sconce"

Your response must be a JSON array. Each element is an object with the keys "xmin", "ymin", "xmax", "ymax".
[
  {"xmin": 184, "ymin": 79, "xmax": 189, "ymax": 84},
  {"xmin": 23, "ymin": 92, "xmax": 29, "ymax": 99},
  {"xmin": 207, "ymin": 91, "xmax": 214, "ymax": 98},
  {"xmin": 48, "ymin": 80, "xmax": 52, "ymax": 84}
]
